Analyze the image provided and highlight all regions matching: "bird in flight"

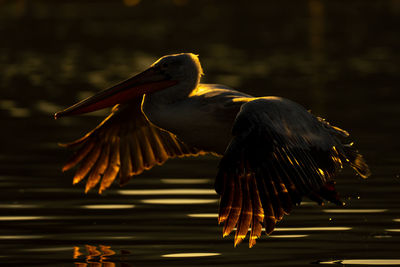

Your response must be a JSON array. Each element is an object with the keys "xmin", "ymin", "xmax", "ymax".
[{"xmin": 55, "ymin": 53, "xmax": 370, "ymax": 247}]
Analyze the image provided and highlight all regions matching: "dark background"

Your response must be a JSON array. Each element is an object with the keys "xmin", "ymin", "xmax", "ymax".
[{"xmin": 0, "ymin": 1, "xmax": 399, "ymax": 266}]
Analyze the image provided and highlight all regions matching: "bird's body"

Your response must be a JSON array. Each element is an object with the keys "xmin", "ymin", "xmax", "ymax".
[
  {"xmin": 144, "ymin": 84, "xmax": 251, "ymax": 153},
  {"xmin": 55, "ymin": 53, "xmax": 370, "ymax": 247}
]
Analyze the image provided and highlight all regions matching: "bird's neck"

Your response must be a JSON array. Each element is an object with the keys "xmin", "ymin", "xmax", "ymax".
[{"xmin": 144, "ymin": 76, "xmax": 200, "ymax": 106}]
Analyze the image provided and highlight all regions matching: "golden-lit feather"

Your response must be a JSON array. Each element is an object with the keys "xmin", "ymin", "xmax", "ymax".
[
  {"xmin": 128, "ymin": 134, "xmax": 144, "ymax": 174},
  {"xmin": 137, "ymin": 128, "xmax": 157, "ymax": 169},
  {"xmin": 147, "ymin": 126, "xmax": 169, "ymax": 163},
  {"xmin": 73, "ymin": 143, "xmax": 102, "ymax": 185},
  {"xmin": 62, "ymin": 139, "xmax": 95, "ymax": 172},
  {"xmin": 218, "ymin": 173, "xmax": 234, "ymax": 224},
  {"xmin": 119, "ymin": 137, "xmax": 133, "ymax": 186},
  {"xmin": 223, "ymin": 174, "xmax": 242, "ymax": 237},
  {"xmin": 62, "ymin": 98, "xmax": 205, "ymax": 192},
  {"xmin": 99, "ymin": 138, "xmax": 120, "ymax": 194},
  {"xmin": 234, "ymin": 173, "xmax": 252, "ymax": 247},
  {"xmin": 249, "ymin": 174, "xmax": 264, "ymax": 248},
  {"xmin": 85, "ymin": 144, "xmax": 110, "ymax": 193}
]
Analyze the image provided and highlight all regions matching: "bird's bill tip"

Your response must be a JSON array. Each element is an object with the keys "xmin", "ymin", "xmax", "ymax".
[
  {"xmin": 54, "ymin": 66, "xmax": 177, "ymax": 119},
  {"xmin": 54, "ymin": 112, "xmax": 61, "ymax": 120}
]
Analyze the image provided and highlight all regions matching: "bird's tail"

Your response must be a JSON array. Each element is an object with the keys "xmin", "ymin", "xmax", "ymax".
[{"xmin": 342, "ymin": 143, "xmax": 371, "ymax": 178}]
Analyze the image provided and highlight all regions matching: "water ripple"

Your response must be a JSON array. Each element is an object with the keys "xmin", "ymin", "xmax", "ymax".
[
  {"xmin": 323, "ymin": 209, "xmax": 388, "ymax": 213},
  {"xmin": 161, "ymin": 178, "xmax": 212, "ymax": 184},
  {"xmin": 161, "ymin": 252, "xmax": 221, "ymax": 258},
  {"xmin": 80, "ymin": 204, "xmax": 135, "ymax": 209},
  {"xmin": 118, "ymin": 189, "xmax": 216, "ymax": 195},
  {"xmin": 141, "ymin": 199, "xmax": 218, "ymax": 204}
]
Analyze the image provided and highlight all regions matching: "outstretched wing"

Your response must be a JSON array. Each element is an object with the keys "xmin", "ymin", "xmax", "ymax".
[
  {"xmin": 215, "ymin": 97, "xmax": 370, "ymax": 247},
  {"xmin": 61, "ymin": 97, "xmax": 205, "ymax": 193}
]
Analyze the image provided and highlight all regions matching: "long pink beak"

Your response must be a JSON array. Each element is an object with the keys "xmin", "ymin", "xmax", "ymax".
[{"xmin": 54, "ymin": 67, "xmax": 177, "ymax": 119}]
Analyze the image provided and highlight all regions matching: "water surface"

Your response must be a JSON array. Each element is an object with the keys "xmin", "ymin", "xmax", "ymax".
[{"xmin": 0, "ymin": 1, "xmax": 399, "ymax": 266}]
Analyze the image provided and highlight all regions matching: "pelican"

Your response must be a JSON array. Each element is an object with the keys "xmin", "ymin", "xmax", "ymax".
[{"xmin": 55, "ymin": 53, "xmax": 370, "ymax": 247}]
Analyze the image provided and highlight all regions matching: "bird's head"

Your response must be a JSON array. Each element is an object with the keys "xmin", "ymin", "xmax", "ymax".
[
  {"xmin": 152, "ymin": 53, "xmax": 203, "ymax": 84},
  {"xmin": 54, "ymin": 53, "xmax": 203, "ymax": 119}
]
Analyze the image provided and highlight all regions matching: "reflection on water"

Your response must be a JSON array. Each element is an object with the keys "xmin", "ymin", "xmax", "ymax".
[
  {"xmin": 0, "ymin": 204, "xmax": 39, "ymax": 208},
  {"xmin": 73, "ymin": 245, "xmax": 123, "ymax": 266},
  {"xmin": 81, "ymin": 204, "xmax": 135, "ymax": 209},
  {"xmin": 229, "ymin": 227, "xmax": 350, "ymax": 233},
  {"xmin": 270, "ymin": 235, "xmax": 308, "ymax": 238},
  {"xmin": 275, "ymin": 227, "xmax": 351, "ymax": 231},
  {"xmin": 161, "ymin": 178, "xmax": 212, "ymax": 184},
  {"xmin": 140, "ymin": 199, "xmax": 218, "ymax": 204},
  {"xmin": 23, "ymin": 247, "xmax": 73, "ymax": 252},
  {"xmin": 188, "ymin": 213, "xmax": 219, "ymax": 218},
  {"xmin": 187, "ymin": 213, "xmax": 355, "ymax": 232},
  {"xmin": 0, "ymin": 216, "xmax": 48, "ymax": 221},
  {"xmin": 385, "ymin": 229, "xmax": 400, "ymax": 232},
  {"xmin": 162, "ymin": 252, "xmax": 221, "ymax": 258},
  {"xmin": 118, "ymin": 188, "xmax": 216, "ymax": 195},
  {"xmin": 0, "ymin": 235, "xmax": 44, "ymax": 239},
  {"xmin": 322, "ymin": 209, "xmax": 388, "ymax": 213}
]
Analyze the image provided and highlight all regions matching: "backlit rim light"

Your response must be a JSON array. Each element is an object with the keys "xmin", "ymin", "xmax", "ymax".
[{"xmin": 161, "ymin": 252, "xmax": 221, "ymax": 258}]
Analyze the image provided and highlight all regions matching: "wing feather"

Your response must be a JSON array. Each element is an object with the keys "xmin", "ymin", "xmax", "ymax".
[
  {"xmin": 249, "ymin": 173, "xmax": 264, "ymax": 248},
  {"xmin": 128, "ymin": 134, "xmax": 144, "ymax": 174},
  {"xmin": 60, "ymin": 97, "xmax": 205, "ymax": 193},
  {"xmin": 216, "ymin": 97, "xmax": 370, "ymax": 247},
  {"xmin": 147, "ymin": 127, "xmax": 169, "ymax": 163},
  {"xmin": 223, "ymin": 173, "xmax": 242, "ymax": 237},
  {"xmin": 255, "ymin": 170, "xmax": 276, "ymax": 235},
  {"xmin": 217, "ymin": 173, "xmax": 234, "ymax": 224},
  {"xmin": 99, "ymin": 138, "xmax": 120, "ymax": 193},
  {"xmin": 72, "ymin": 143, "xmax": 102, "ymax": 185},
  {"xmin": 85, "ymin": 144, "xmax": 110, "ymax": 193},
  {"xmin": 137, "ymin": 128, "xmax": 157, "ymax": 169},
  {"xmin": 62, "ymin": 139, "xmax": 95, "ymax": 172},
  {"xmin": 119, "ymin": 137, "xmax": 133, "ymax": 186},
  {"xmin": 234, "ymin": 173, "xmax": 252, "ymax": 246},
  {"xmin": 270, "ymin": 166, "xmax": 292, "ymax": 214},
  {"xmin": 273, "ymin": 150, "xmax": 302, "ymax": 205}
]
